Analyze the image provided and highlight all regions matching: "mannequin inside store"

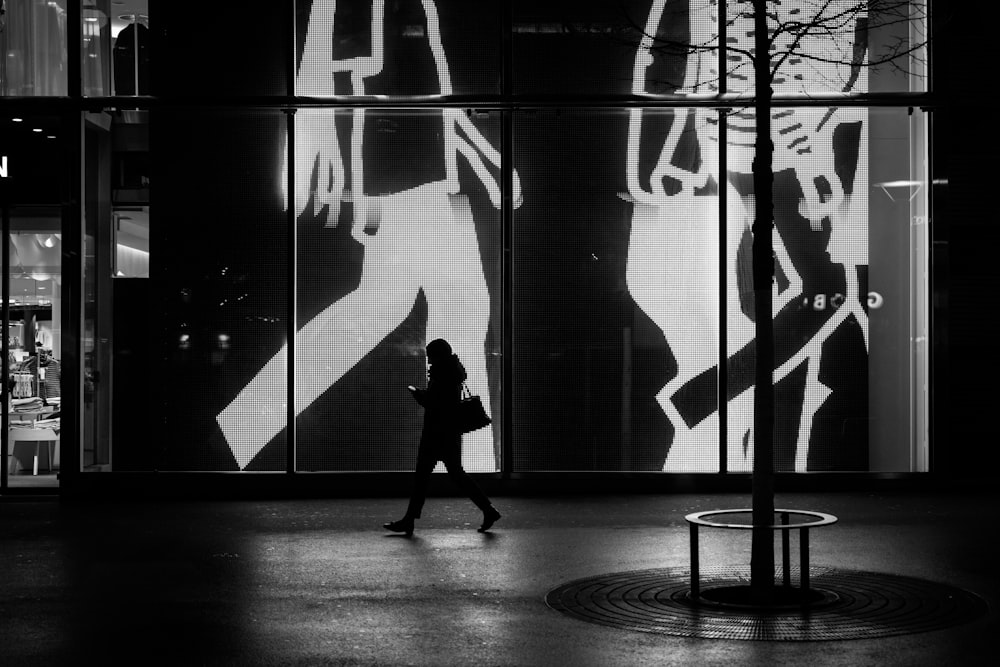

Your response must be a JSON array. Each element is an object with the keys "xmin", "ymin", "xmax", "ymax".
[{"xmin": 2, "ymin": 0, "xmax": 149, "ymax": 489}]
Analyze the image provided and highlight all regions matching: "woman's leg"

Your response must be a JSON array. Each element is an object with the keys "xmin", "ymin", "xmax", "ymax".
[
  {"xmin": 405, "ymin": 449, "xmax": 438, "ymax": 519},
  {"xmin": 441, "ymin": 449, "xmax": 492, "ymax": 513}
]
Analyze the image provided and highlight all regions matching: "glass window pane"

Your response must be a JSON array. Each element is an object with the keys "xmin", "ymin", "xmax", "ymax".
[
  {"xmin": 514, "ymin": 0, "xmax": 719, "ymax": 97},
  {"xmin": 629, "ymin": 107, "xmax": 722, "ymax": 472},
  {"xmin": 154, "ymin": 3, "xmax": 286, "ymax": 96},
  {"xmin": 513, "ymin": 108, "xmax": 719, "ymax": 471},
  {"xmin": 7, "ymin": 213, "xmax": 63, "ymax": 487},
  {"xmin": 150, "ymin": 110, "xmax": 288, "ymax": 471},
  {"xmin": 724, "ymin": 107, "xmax": 867, "ymax": 472},
  {"xmin": 295, "ymin": 0, "xmax": 501, "ymax": 97},
  {"xmin": 2, "ymin": 113, "xmax": 64, "ymax": 487},
  {"xmin": 720, "ymin": 105, "xmax": 927, "ymax": 473},
  {"xmin": 1, "ymin": 0, "xmax": 69, "ymax": 96},
  {"xmin": 108, "ymin": 1, "xmax": 150, "ymax": 96},
  {"xmin": 294, "ymin": 108, "xmax": 503, "ymax": 472},
  {"xmin": 868, "ymin": 0, "xmax": 929, "ymax": 93},
  {"xmin": 725, "ymin": 0, "xmax": 927, "ymax": 98},
  {"xmin": 0, "ymin": 114, "xmax": 63, "ymax": 201},
  {"xmin": 868, "ymin": 106, "xmax": 928, "ymax": 471},
  {"xmin": 82, "ymin": 1, "xmax": 111, "ymax": 97}
]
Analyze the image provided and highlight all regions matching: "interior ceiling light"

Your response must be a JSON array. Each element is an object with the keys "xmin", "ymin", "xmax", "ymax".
[
  {"xmin": 12, "ymin": 117, "xmax": 23, "ymax": 122},
  {"xmin": 32, "ymin": 128, "xmax": 42, "ymax": 133}
]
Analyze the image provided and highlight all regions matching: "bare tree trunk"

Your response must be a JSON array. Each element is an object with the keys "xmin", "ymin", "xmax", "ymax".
[{"xmin": 750, "ymin": 0, "xmax": 776, "ymax": 603}]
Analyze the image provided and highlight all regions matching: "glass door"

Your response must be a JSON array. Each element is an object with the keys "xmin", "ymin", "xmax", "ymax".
[
  {"xmin": 2, "ymin": 112, "xmax": 65, "ymax": 491},
  {"xmin": 4, "ymin": 205, "xmax": 63, "ymax": 488}
]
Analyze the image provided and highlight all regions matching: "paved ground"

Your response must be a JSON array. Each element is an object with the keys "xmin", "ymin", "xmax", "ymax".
[{"xmin": 1, "ymin": 488, "xmax": 997, "ymax": 666}]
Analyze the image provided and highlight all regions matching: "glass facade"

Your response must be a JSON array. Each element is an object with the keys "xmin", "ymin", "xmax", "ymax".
[
  {"xmin": 0, "ymin": 0, "xmax": 69, "ymax": 97},
  {"xmin": 0, "ymin": 1, "xmax": 933, "ymax": 488}
]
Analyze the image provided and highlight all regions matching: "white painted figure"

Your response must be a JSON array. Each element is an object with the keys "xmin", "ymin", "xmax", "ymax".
[
  {"xmin": 626, "ymin": 0, "xmax": 869, "ymax": 471},
  {"xmin": 217, "ymin": 0, "xmax": 518, "ymax": 471}
]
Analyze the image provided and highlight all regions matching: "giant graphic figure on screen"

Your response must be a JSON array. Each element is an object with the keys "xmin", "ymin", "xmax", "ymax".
[
  {"xmin": 627, "ymin": 0, "xmax": 869, "ymax": 471},
  {"xmin": 216, "ymin": 0, "xmax": 515, "ymax": 471}
]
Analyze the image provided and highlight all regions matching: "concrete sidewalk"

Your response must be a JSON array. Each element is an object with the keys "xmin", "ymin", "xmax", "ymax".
[{"xmin": 1, "ymin": 490, "xmax": 996, "ymax": 665}]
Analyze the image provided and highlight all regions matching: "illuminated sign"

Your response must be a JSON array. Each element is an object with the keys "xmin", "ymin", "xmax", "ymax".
[
  {"xmin": 1, "ymin": 155, "xmax": 7, "ymax": 178},
  {"xmin": 801, "ymin": 293, "xmax": 884, "ymax": 311}
]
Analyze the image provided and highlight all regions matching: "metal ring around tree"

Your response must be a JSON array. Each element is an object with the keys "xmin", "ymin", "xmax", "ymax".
[
  {"xmin": 684, "ymin": 509, "xmax": 839, "ymax": 600},
  {"xmin": 685, "ymin": 508, "xmax": 838, "ymax": 530}
]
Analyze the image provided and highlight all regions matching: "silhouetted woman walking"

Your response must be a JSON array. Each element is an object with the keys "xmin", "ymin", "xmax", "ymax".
[{"xmin": 384, "ymin": 339, "xmax": 501, "ymax": 536}]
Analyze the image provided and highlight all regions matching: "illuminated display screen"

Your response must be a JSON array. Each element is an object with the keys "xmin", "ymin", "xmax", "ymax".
[
  {"xmin": 142, "ymin": 1, "xmax": 926, "ymax": 473},
  {"xmin": 214, "ymin": 3, "xmax": 505, "ymax": 472},
  {"xmin": 628, "ymin": 1, "xmax": 872, "ymax": 472},
  {"xmin": 295, "ymin": 0, "xmax": 502, "ymax": 97},
  {"xmin": 719, "ymin": 107, "xmax": 870, "ymax": 473},
  {"xmin": 155, "ymin": 110, "xmax": 289, "ymax": 471},
  {"xmin": 514, "ymin": 0, "xmax": 878, "ymax": 472}
]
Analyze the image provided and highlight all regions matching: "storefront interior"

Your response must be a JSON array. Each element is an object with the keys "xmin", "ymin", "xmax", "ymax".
[{"xmin": 3, "ymin": 0, "xmax": 148, "ymax": 488}]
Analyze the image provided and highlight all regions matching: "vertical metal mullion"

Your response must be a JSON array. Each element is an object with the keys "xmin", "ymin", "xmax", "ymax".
[
  {"xmin": 286, "ymin": 110, "xmax": 296, "ymax": 475},
  {"xmin": 59, "ymin": 115, "xmax": 84, "ymax": 484},
  {"xmin": 923, "ymin": 108, "xmax": 932, "ymax": 472},
  {"xmin": 68, "ymin": 0, "xmax": 82, "ymax": 98},
  {"xmin": 718, "ymin": 2, "xmax": 729, "ymax": 474},
  {"xmin": 286, "ymin": 2, "xmax": 297, "ymax": 475},
  {"xmin": 1, "ymin": 204, "xmax": 9, "ymax": 492},
  {"xmin": 718, "ymin": 107, "xmax": 728, "ymax": 474},
  {"xmin": 63, "ymin": 1, "xmax": 83, "ymax": 486},
  {"xmin": 501, "ymin": 0, "xmax": 514, "ymax": 479}
]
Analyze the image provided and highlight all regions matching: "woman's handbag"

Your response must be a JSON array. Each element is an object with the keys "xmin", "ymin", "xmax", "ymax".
[{"xmin": 457, "ymin": 383, "xmax": 491, "ymax": 434}]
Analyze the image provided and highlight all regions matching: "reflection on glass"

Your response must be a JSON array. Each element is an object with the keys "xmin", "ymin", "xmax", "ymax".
[
  {"xmin": 151, "ymin": 110, "xmax": 287, "ymax": 471},
  {"xmin": 512, "ymin": 0, "xmax": 718, "ymax": 97},
  {"xmin": 112, "ymin": 207, "xmax": 148, "ymax": 277},
  {"xmin": 111, "ymin": 9, "xmax": 149, "ymax": 96},
  {"xmin": 82, "ymin": 0, "xmax": 111, "ymax": 96},
  {"xmin": 0, "ymin": 0, "xmax": 69, "ymax": 96},
  {"xmin": 868, "ymin": 107, "xmax": 927, "ymax": 472}
]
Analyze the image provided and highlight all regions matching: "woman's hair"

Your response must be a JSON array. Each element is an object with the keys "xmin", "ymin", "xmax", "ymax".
[{"xmin": 426, "ymin": 338, "xmax": 452, "ymax": 359}]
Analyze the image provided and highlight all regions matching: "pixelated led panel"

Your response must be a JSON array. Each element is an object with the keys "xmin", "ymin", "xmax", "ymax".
[
  {"xmin": 512, "ymin": 0, "xmax": 719, "ymax": 96},
  {"xmin": 718, "ymin": 105, "xmax": 870, "ymax": 474},
  {"xmin": 157, "ymin": 110, "xmax": 288, "ymax": 472},
  {"xmin": 295, "ymin": 0, "xmax": 501, "ymax": 97},
  {"xmin": 282, "ymin": 106, "xmax": 502, "ymax": 472},
  {"xmin": 546, "ymin": 567, "xmax": 988, "ymax": 641},
  {"xmin": 511, "ymin": 107, "xmax": 722, "ymax": 472},
  {"xmin": 724, "ymin": 0, "xmax": 868, "ymax": 97}
]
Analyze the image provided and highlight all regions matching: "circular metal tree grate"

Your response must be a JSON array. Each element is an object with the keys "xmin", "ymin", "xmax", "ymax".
[{"xmin": 545, "ymin": 566, "xmax": 989, "ymax": 641}]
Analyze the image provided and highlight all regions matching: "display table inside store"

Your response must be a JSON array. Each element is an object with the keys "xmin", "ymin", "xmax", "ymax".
[{"xmin": 8, "ymin": 403, "xmax": 60, "ymax": 476}]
